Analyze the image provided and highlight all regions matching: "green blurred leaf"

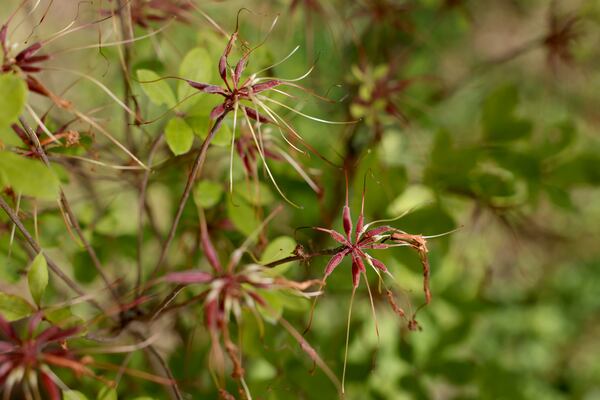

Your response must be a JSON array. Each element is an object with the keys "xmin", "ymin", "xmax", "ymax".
[
  {"xmin": 549, "ymin": 152, "xmax": 600, "ymax": 187},
  {"xmin": 481, "ymin": 84, "xmax": 532, "ymax": 142},
  {"xmin": 261, "ymin": 236, "xmax": 297, "ymax": 275},
  {"xmin": 165, "ymin": 117, "xmax": 194, "ymax": 155},
  {"xmin": 45, "ymin": 306, "xmax": 85, "ymax": 329},
  {"xmin": 64, "ymin": 391, "xmax": 90, "ymax": 400},
  {"xmin": 238, "ymin": 182, "xmax": 274, "ymax": 206},
  {"xmin": 0, "ymin": 151, "xmax": 61, "ymax": 200},
  {"xmin": 187, "ymin": 115, "xmax": 232, "ymax": 147},
  {"xmin": 227, "ymin": 195, "xmax": 260, "ymax": 236},
  {"xmin": 0, "ymin": 253, "xmax": 22, "ymax": 283},
  {"xmin": 193, "ymin": 180, "xmax": 223, "ymax": 209},
  {"xmin": 27, "ymin": 252, "xmax": 48, "ymax": 306},
  {"xmin": 0, "ymin": 74, "xmax": 27, "ymax": 128},
  {"xmin": 137, "ymin": 69, "xmax": 176, "ymax": 108},
  {"xmin": 470, "ymin": 171, "xmax": 516, "ymax": 200},
  {"xmin": 424, "ymin": 130, "xmax": 478, "ymax": 192},
  {"xmin": 541, "ymin": 120, "xmax": 576, "ymax": 156},
  {"xmin": 0, "ymin": 292, "xmax": 35, "ymax": 321},
  {"xmin": 429, "ymin": 358, "xmax": 475, "ymax": 385},
  {"xmin": 178, "ymin": 48, "xmax": 212, "ymax": 105},
  {"xmin": 97, "ymin": 387, "xmax": 117, "ymax": 400}
]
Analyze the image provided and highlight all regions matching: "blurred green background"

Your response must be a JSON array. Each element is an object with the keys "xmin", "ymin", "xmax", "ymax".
[{"xmin": 2, "ymin": 0, "xmax": 600, "ymax": 399}]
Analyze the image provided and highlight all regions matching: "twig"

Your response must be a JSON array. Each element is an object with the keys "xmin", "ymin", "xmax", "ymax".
[
  {"xmin": 136, "ymin": 134, "xmax": 164, "ymax": 296},
  {"xmin": 264, "ymin": 246, "xmax": 345, "ymax": 268},
  {"xmin": 19, "ymin": 118, "xmax": 122, "ymax": 306},
  {"xmin": 0, "ymin": 196, "xmax": 103, "ymax": 311},
  {"xmin": 149, "ymin": 114, "xmax": 227, "ymax": 279}
]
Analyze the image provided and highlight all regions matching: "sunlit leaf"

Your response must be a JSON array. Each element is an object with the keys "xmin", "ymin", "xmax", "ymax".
[
  {"xmin": 165, "ymin": 117, "xmax": 194, "ymax": 155},
  {"xmin": 0, "ymin": 292, "xmax": 35, "ymax": 321},
  {"xmin": 28, "ymin": 252, "xmax": 48, "ymax": 306},
  {"xmin": 0, "ymin": 74, "xmax": 27, "ymax": 129},
  {"xmin": 193, "ymin": 180, "xmax": 223, "ymax": 209},
  {"xmin": 137, "ymin": 69, "xmax": 177, "ymax": 108},
  {"xmin": 0, "ymin": 151, "xmax": 61, "ymax": 200},
  {"xmin": 178, "ymin": 47, "xmax": 213, "ymax": 106}
]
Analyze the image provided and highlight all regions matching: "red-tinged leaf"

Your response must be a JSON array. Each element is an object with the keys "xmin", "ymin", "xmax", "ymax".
[
  {"xmin": 218, "ymin": 55, "xmax": 228, "ymax": 84},
  {"xmin": 233, "ymin": 54, "xmax": 248, "ymax": 86},
  {"xmin": 243, "ymin": 106, "xmax": 272, "ymax": 124},
  {"xmin": 0, "ymin": 25, "xmax": 7, "ymax": 48},
  {"xmin": 40, "ymin": 371, "xmax": 61, "ymax": 400},
  {"xmin": 0, "ymin": 314, "xmax": 17, "ymax": 341},
  {"xmin": 200, "ymin": 213, "xmax": 222, "ymax": 272},
  {"xmin": 388, "ymin": 79, "xmax": 414, "ymax": 93},
  {"xmin": 342, "ymin": 205, "xmax": 352, "ymax": 239},
  {"xmin": 27, "ymin": 312, "xmax": 43, "ymax": 338},
  {"xmin": 351, "ymin": 262, "xmax": 360, "ymax": 288},
  {"xmin": 369, "ymin": 256, "xmax": 388, "ymax": 272},
  {"xmin": 362, "ymin": 225, "xmax": 394, "ymax": 240},
  {"xmin": 251, "ymin": 80, "xmax": 282, "ymax": 94},
  {"xmin": 324, "ymin": 249, "xmax": 349, "ymax": 278},
  {"xmin": 219, "ymin": 32, "xmax": 237, "ymax": 85},
  {"xmin": 314, "ymin": 227, "xmax": 350, "ymax": 246},
  {"xmin": 247, "ymin": 291, "xmax": 267, "ymax": 306},
  {"xmin": 20, "ymin": 66, "xmax": 42, "ymax": 73},
  {"xmin": 355, "ymin": 215, "xmax": 364, "ymax": 242},
  {"xmin": 187, "ymin": 81, "xmax": 227, "ymax": 95},
  {"xmin": 386, "ymin": 289, "xmax": 405, "ymax": 318},
  {"xmin": 21, "ymin": 55, "xmax": 49, "ymax": 65},
  {"xmin": 0, "ymin": 342, "xmax": 15, "ymax": 352},
  {"xmin": 352, "ymin": 252, "xmax": 366, "ymax": 273},
  {"xmin": 210, "ymin": 103, "xmax": 226, "ymax": 120},
  {"xmin": 26, "ymin": 75, "xmax": 52, "ymax": 97},
  {"xmin": 164, "ymin": 270, "xmax": 213, "ymax": 284},
  {"xmin": 15, "ymin": 42, "xmax": 42, "ymax": 62},
  {"xmin": 36, "ymin": 325, "xmax": 80, "ymax": 344},
  {"xmin": 204, "ymin": 299, "xmax": 220, "ymax": 331}
]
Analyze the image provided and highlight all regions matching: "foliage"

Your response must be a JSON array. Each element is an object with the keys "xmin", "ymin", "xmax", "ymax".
[{"xmin": 1, "ymin": 0, "xmax": 600, "ymax": 399}]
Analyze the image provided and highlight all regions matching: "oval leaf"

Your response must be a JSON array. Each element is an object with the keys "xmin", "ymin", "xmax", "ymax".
[
  {"xmin": 178, "ymin": 47, "xmax": 213, "ymax": 106},
  {"xmin": 165, "ymin": 117, "xmax": 194, "ymax": 155},
  {"xmin": 0, "ymin": 151, "xmax": 61, "ymax": 200},
  {"xmin": 0, "ymin": 73, "xmax": 27, "ymax": 128},
  {"xmin": 0, "ymin": 292, "xmax": 35, "ymax": 321},
  {"xmin": 193, "ymin": 180, "xmax": 223, "ymax": 209},
  {"xmin": 97, "ymin": 387, "xmax": 117, "ymax": 400},
  {"xmin": 137, "ymin": 69, "xmax": 176, "ymax": 108},
  {"xmin": 28, "ymin": 252, "xmax": 48, "ymax": 306}
]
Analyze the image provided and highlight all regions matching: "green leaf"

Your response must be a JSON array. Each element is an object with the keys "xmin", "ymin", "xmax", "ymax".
[
  {"xmin": 481, "ymin": 84, "xmax": 532, "ymax": 142},
  {"xmin": 45, "ymin": 306, "xmax": 85, "ymax": 329},
  {"xmin": 165, "ymin": 117, "xmax": 194, "ymax": 155},
  {"xmin": 193, "ymin": 180, "xmax": 223, "ymax": 209},
  {"xmin": 178, "ymin": 48, "xmax": 213, "ymax": 106},
  {"xmin": 0, "ymin": 74, "xmax": 27, "ymax": 128},
  {"xmin": 238, "ymin": 182, "xmax": 274, "ymax": 206},
  {"xmin": 261, "ymin": 236, "xmax": 297, "ymax": 276},
  {"xmin": 424, "ymin": 130, "xmax": 478, "ymax": 192},
  {"xmin": 0, "ymin": 151, "xmax": 61, "ymax": 200},
  {"xmin": 97, "ymin": 387, "xmax": 117, "ymax": 400},
  {"xmin": 64, "ymin": 391, "xmax": 90, "ymax": 400},
  {"xmin": 0, "ymin": 292, "xmax": 35, "ymax": 321},
  {"xmin": 137, "ymin": 69, "xmax": 177, "ymax": 108},
  {"xmin": 227, "ymin": 195, "xmax": 260, "ymax": 236},
  {"xmin": 187, "ymin": 115, "xmax": 232, "ymax": 147},
  {"xmin": 28, "ymin": 252, "xmax": 48, "ymax": 306},
  {"xmin": 0, "ymin": 253, "xmax": 22, "ymax": 283},
  {"xmin": 470, "ymin": 171, "xmax": 517, "ymax": 200}
]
